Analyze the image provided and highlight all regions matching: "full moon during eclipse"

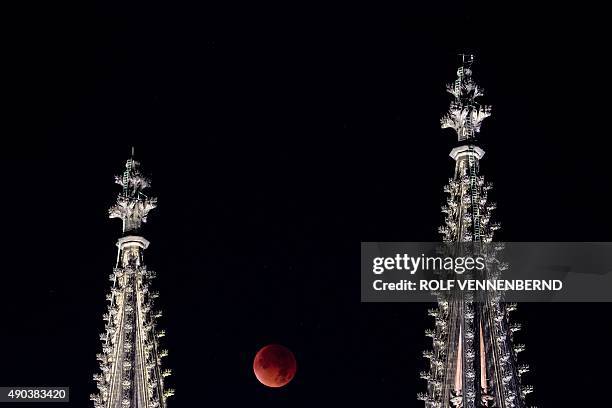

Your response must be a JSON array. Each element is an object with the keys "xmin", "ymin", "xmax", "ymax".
[{"xmin": 253, "ymin": 344, "xmax": 297, "ymax": 388}]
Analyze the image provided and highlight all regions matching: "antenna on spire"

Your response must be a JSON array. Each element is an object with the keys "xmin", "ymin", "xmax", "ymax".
[{"xmin": 131, "ymin": 146, "xmax": 135, "ymax": 158}]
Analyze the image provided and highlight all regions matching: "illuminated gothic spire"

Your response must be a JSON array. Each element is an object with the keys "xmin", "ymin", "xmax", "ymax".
[
  {"xmin": 91, "ymin": 153, "xmax": 173, "ymax": 408},
  {"xmin": 418, "ymin": 55, "xmax": 533, "ymax": 408}
]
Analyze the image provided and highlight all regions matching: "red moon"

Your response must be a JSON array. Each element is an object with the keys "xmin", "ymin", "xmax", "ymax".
[{"xmin": 253, "ymin": 344, "xmax": 297, "ymax": 388}]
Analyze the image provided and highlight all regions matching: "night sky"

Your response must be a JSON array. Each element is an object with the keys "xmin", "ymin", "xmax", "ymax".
[{"xmin": 3, "ymin": 1, "xmax": 611, "ymax": 407}]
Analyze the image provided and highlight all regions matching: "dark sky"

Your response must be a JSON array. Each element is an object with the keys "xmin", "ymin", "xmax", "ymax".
[{"xmin": 2, "ymin": 1, "xmax": 611, "ymax": 407}]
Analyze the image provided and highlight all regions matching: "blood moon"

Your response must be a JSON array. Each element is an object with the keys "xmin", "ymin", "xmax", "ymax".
[{"xmin": 253, "ymin": 344, "xmax": 297, "ymax": 388}]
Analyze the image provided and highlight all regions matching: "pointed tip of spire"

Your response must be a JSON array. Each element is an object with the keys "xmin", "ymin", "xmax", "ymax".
[
  {"xmin": 458, "ymin": 52, "xmax": 475, "ymax": 66},
  {"xmin": 131, "ymin": 146, "xmax": 135, "ymax": 159}
]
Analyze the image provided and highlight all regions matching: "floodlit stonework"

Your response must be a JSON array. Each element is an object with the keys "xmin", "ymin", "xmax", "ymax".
[
  {"xmin": 418, "ymin": 55, "xmax": 533, "ymax": 408},
  {"xmin": 91, "ymin": 155, "xmax": 173, "ymax": 408}
]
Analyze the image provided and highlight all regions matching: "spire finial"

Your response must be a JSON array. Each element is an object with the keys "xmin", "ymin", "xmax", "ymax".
[
  {"xmin": 110, "ymin": 153, "xmax": 156, "ymax": 234},
  {"xmin": 440, "ymin": 54, "xmax": 492, "ymax": 142},
  {"xmin": 459, "ymin": 53, "xmax": 474, "ymax": 66}
]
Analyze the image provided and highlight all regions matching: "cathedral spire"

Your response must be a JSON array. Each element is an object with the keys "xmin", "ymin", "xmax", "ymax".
[
  {"xmin": 92, "ymin": 154, "xmax": 173, "ymax": 408},
  {"xmin": 419, "ymin": 55, "xmax": 533, "ymax": 408}
]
